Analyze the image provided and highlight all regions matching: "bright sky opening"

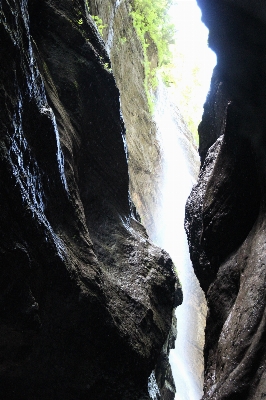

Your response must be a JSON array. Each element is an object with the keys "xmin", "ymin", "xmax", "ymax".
[{"xmin": 168, "ymin": 0, "xmax": 217, "ymax": 137}]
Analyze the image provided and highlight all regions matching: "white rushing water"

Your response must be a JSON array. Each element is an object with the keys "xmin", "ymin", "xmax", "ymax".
[
  {"xmin": 148, "ymin": 2, "xmax": 216, "ymax": 398},
  {"xmin": 100, "ymin": 0, "xmax": 215, "ymax": 396},
  {"xmin": 106, "ymin": 0, "xmax": 122, "ymax": 55},
  {"xmin": 152, "ymin": 81, "xmax": 204, "ymax": 400}
]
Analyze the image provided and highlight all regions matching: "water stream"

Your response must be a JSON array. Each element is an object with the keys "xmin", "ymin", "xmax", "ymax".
[
  {"xmin": 106, "ymin": 0, "xmax": 122, "ymax": 55},
  {"xmin": 152, "ymin": 81, "xmax": 206, "ymax": 400},
  {"xmin": 149, "ymin": 2, "xmax": 216, "ymax": 397},
  {"xmin": 102, "ymin": 1, "xmax": 214, "ymax": 397}
]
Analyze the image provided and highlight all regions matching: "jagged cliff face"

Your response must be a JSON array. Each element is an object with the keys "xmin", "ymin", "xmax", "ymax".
[
  {"xmin": 0, "ymin": 0, "xmax": 179, "ymax": 398},
  {"xmin": 186, "ymin": 1, "xmax": 266, "ymax": 398}
]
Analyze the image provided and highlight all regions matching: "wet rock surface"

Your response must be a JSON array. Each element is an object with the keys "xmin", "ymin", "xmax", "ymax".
[
  {"xmin": 87, "ymin": 2, "xmax": 179, "ymax": 398},
  {"xmin": 186, "ymin": 1, "xmax": 266, "ymax": 398},
  {"xmin": 0, "ymin": 0, "xmax": 177, "ymax": 398}
]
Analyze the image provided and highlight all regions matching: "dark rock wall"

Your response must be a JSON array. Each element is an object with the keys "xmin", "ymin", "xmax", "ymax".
[
  {"xmin": 86, "ymin": 2, "xmax": 179, "ymax": 398},
  {"xmin": 186, "ymin": 1, "xmax": 266, "ymax": 398},
  {"xmin": 0, "ymin": 0, "xmax": 178, "ymax": 398}
]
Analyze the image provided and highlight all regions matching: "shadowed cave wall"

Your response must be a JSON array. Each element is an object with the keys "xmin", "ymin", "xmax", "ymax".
[
  {"xmin": 0, "ymin": 0, "xmax": 182, "ymax": 398},
  {"xmin": 186, "ymin": 1, "xmax": 266, "ymax": 399}
]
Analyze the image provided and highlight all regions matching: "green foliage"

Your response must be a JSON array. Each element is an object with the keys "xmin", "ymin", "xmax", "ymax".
[
  {"xmin": 160, "ymin": 63, "xmax": 176, "ymax": 87},
  {"xmin": 131, "ymin": 0, "xmax": 174, "ymax": 66},
  {"xmin": 131, "ymin": 0, "xmax": 175, "ymax": 113},
  {"xmin": 99, "ymin": 56, "xmax": 112, "ymax": 73},
  {"xmin": 91, "ymin": 15, "xmax": 106, "ymax": 36},
  {"xmin": 84, "ymin": 1, "xmax": 106, "ymax": 37},
  {"xmin": 103, "ymin": 62, "xmax": 112, "ymax": 73},
  {"xmin": 130, "ymin": 0, "xmax": 201, "ymax": 143},
  {"xmin": 120, "ymin": 37, "xmax": 127, "ymax": 44}
]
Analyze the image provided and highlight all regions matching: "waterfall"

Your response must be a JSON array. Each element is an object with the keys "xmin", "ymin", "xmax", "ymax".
[
  {"xmin": 106, "ymin": 0, "xmax": 122, "ymax": 55},
  {"xmin": 152, "ymin": 81, "xmax": 206, "ymax": 400}
]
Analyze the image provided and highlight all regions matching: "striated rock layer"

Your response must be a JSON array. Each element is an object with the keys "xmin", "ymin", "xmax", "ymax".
[
  {"xmin": 88, "ymin": 0, "xmax": 162, "ymax": 235},
  {"xmin": 186, "ymin": 1, "xmax": 266, "ymax": 399},
  {"xmin": 0, "ymin": 0, "xmax": 179, "ymax": 398}
]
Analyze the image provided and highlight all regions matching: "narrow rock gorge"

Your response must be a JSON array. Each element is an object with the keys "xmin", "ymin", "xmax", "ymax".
[
  {"xmin": 186, "ymin": 1, "xmax": 266, "ymax": 399},
  {"xmin": 3, "ymin": 0, "xmax": 265, "ymax": 399},
  {"xmin": 75, "ymin": 1, "xmax": 206, "ymax": 398}
]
